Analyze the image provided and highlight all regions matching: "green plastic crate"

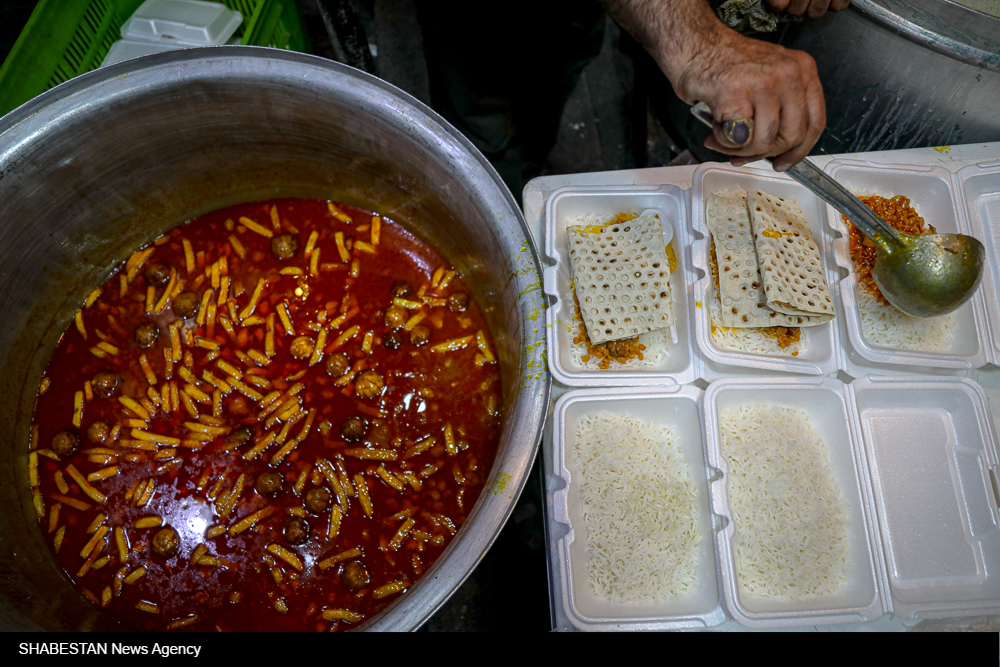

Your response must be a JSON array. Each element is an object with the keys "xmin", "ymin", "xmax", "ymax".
[{"xmin": 0, "ymin": 0, "xmax": 311, "ymax": 118}]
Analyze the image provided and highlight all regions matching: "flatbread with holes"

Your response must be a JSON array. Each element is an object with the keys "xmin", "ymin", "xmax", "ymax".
[
  {"xmin": 567, "ymin": 213, "xmax": 673, "ymax": 344},
  {"xmin": 706, "ymin": 191, "xmax": 831, "ymax": 328},
  {"xmin": 747, "ymin": 189, "xmax": 835, "ymax": 319}
]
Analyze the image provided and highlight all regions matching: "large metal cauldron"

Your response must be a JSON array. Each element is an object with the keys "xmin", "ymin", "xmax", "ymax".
[
  {"xmin": 0, "ymin": 47, "xmax": 549, "ymax": 631},
  {"xmin": 779, "ymin": 0, "xmax": 1000, "ymax": 153}
]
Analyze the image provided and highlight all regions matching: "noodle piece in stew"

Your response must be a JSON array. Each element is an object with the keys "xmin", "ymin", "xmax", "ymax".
[{"xmin": 29, "ymin": 199, "xmax": 502, "ymax": 631}]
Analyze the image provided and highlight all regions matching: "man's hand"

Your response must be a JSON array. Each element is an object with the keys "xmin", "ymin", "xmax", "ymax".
[
  {"xmin": 674, "ymin": 29, "xmax": 825, "ymax": 171},
  {"xmin": 601, "ymin": 0, "xmax": 829, "ymax": 170},
  {"xmin": 766, "ymin": 0, "xmax": 850, "ymax": 19}
]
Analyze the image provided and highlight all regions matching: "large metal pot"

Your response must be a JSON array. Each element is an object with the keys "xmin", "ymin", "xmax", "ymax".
[
  {"xmin": 0, "ymin": 47, "xmax": 549, "ymax": 631},
  {"xmin": 778, "ymin": 0, "xmax": 1000, "ymax": 153}
]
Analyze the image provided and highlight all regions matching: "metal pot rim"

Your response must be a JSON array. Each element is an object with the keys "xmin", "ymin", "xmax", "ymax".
[{"xmin": 854, "ymin": 0, "xmax": 1000, "ymax": 72}]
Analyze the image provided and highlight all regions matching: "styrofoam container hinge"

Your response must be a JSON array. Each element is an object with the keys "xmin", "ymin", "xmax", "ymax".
[{"xmin": 542, "ymin": 265, "xmax": 559, "ymax": 298}]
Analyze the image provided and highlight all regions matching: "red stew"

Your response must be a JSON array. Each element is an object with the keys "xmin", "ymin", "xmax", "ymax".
[{"xmin": 27, "ymin": 198, "xmax": 502, "ymax": 631}]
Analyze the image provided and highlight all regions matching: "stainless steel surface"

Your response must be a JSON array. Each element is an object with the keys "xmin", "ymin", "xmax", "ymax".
[
  {"xmin": 779, "ymin": 0, "xmax": 1000, "ymax": 153},
  {"xmin": 0, "ymin": 46, "xmax": 549, "ymax": 631},
  {"xmin": 944, "ymin": 0, "xmax": 1000, "ymax": 18},
  {"xmin": 853, "ymin": 0, "xmax": 1000, "ymax": 72},
  {"xmin": 784, "ymin": 159, "xmax": 986, "ymax": 317}
]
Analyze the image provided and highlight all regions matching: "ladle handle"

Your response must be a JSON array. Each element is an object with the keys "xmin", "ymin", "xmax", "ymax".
[{"xmin": 780, "ymin": 158, "xmax": 901, "ymax": 251}]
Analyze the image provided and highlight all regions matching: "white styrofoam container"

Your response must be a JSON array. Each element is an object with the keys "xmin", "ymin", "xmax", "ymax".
[
  {"xmin": 957, "ymin": 160, "xmax": 1000, "ymax": 364},
  {"xmin": 551, "ymin": 386, "xmax": 726, "ymax": 630},
  {"xmin": 850, "ymin": 376, "xmax": 1000, "ymax": 618},
  {"xmin": 100, "ymin": 38, "xmax": 189, "ymax": 67},
  {"xmin": 690, "ymin": 164, "xmax": 841, "ymax": 379},
  {"xmin": 122, "ymin": 0, "xmax": 243, "ymax": 45},
  {"xmin": 705, "ymin": 376, "xmax": 1000, "ymax": 626},
  {"xmin": 704, "ymin": 377, "xmax": 883, "ymax": 627},
  {"xmin": 543, "ymin": 185, "xmax": 697, "ymax": 386},
  {"xmin": 824, "ymin": 160, "xmax": 990, "ymax": 371}
]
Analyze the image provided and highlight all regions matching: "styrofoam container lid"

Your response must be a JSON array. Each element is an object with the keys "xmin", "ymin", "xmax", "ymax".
[
  {"xmin": 100, "ymin": 38, "xmax": 189, "ymax": 68},
  {"xmin": 824, "ymin": 160, "xmax": 989, "ymax": 370},
  {"xmin": 551, "ymin": 386, "xmax": 725, "ymax": 630},
  {"xmin": 122, "ymin": 0, "xmax": 243, "ymax": 46},
  {"xmin": 543, "ymin": 185, "xmax": 697, "ymax": 386},
  {"xmin": 704, "ymin": 377, "xmax": 882, "ymax": 627},
  {"xmin": 956, "ymin": 160, "xmax": 1000, "ymax": 363},
  {"xmin": 690, "ymin": 164, "xmax": 841, "ymax": 379}
]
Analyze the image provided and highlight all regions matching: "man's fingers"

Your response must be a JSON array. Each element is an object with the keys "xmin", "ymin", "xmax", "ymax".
[
  {"xmin": 807, "ymin": 0, "xmax": 831, "ymax": 18},
  {"xmin": 802, "ymin": 60, "xmax": 827, "ymax": 148},
  {"xmin": 730, "ymin": 154, "xmax": 767, "ymax": 168},
  {"xmin": 709, "ymin": 98, "xmax": 755, "ymax": 149},
  {"xmin": 711, "ymin": 121, "xmax": 746, "ymax": 149},
  {"xmin": 703, "ymin": 136, "xmax": 765, "ymax": 166},
  {"xmin": 775, "ymin": 96, "xmax": 807, "ymax": 157},
  {"xmin": 771, "ymin": 106, "xmax": 819, "ymax": 169},
  {"xmin": 708, "ymin": 93, "xmax": 778, "ymax": 158},
  {"xmin": 786, "ymin": 0, "xmax": 811, "ymax": 15},
  {"xmin": 771, "ymin": 106, "xmax": 816, "ymax": 170},
  {"xmin": 703, "ymin": 134, "xmax": 728, "ymax": 154},
  {"xmin": 777, "ymin": 0, "xmax": 842, "ymax": 17},
  {"xmin": 705, "ymin": 133, "xmax": 751, "ymax": 156},
  {"xmin": 708, "ymin": 90, "xmax": 787, "ymax": 159},
  {"xmin": 772, "ymin": 58, "xmax": 826, "ymax": 170},
  {"xmin": 799, "ymin": 52, "xmax": 825, "ymax": 141},
  {"xmin": 747, "ymin": 96, "xmax": 781, "ymax": 156},
  {"xmin": 766, "ymin": 55, "xmax": 808, "ymax": 157}
]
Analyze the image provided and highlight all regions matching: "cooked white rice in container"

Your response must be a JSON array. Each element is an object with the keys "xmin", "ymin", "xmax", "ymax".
[
  {"xmin": 857, "ymin": 287, "xmax": 956, "ymax": 352},
  {"xmin": 574, "ymin": 412, "xmax": 701, "ymax": 602},
  {"xmin": 720, "ymin": 404, "xmax": 849, "ymax": 599},
  {"xmin": 708, "ymin": 291, "xmax": 802, "ymax": 357}
]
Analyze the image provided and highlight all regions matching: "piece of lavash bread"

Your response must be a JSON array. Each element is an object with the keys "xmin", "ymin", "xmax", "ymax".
[
  {"xmin": 706, "ymin": 191, "xmax": 828, "ymax": 328},
  {"xmin": 567, "ymin": 213, "xmax": 673, "ymax": 345},
  {"xmin": 747, "ymin": 189, "xmax": 834, "ymax": 320}
]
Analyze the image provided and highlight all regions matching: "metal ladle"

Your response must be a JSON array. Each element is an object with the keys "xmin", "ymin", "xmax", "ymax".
[{"xmin": 689, "ymin": 102, "xmax": 985, "ymax": 317}]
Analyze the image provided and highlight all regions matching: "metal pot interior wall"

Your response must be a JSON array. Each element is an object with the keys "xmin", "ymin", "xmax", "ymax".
[{"xmin": 0, "ymin": 48, "xmax": 548, "ymax": 631}]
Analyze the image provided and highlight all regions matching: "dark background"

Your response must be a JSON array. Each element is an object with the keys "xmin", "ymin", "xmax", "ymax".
[{"xmin": 0, "ymin": 0, "xmax": 704, "ymax": 632}]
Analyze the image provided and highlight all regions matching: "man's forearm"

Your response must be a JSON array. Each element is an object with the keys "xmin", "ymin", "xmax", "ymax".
[{"xmin": 599, "ymin": 0, "xmax": 727, "ymax": 85}]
